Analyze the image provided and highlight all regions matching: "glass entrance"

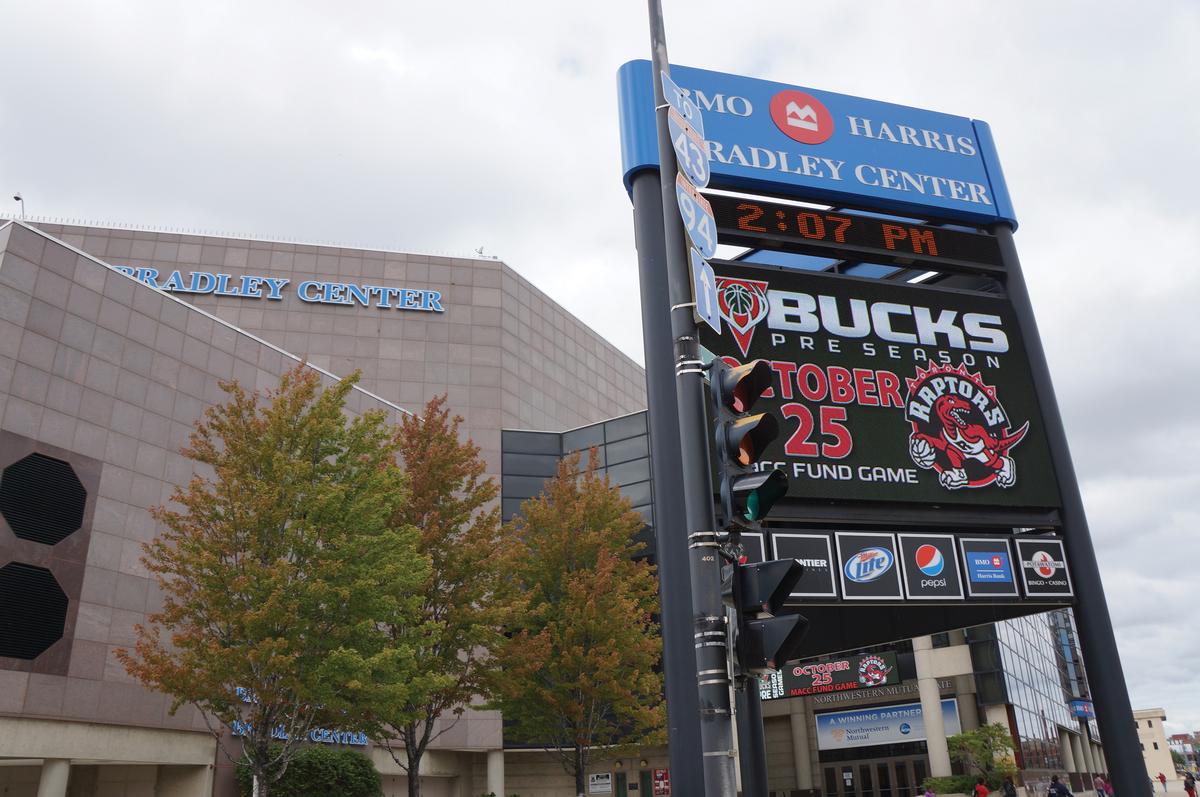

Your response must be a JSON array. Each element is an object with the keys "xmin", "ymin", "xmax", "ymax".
[{"xmin": 823, "ymin": 758, "xmax": 927, "ymax": 797}]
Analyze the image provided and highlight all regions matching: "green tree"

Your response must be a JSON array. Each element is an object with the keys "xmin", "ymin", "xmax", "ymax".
[
  {"xmin": 119, "ymin": 366, "xmax": 433, "ymax": 797},
  {"xmin": 235, "ymin": 745, "xmax": 382, "ymax": 797},
  {"xmin": 362, "ymin": 395, "xmax": 505, "ymax": 797},
  {"xmin": 489, "ymin": 450, "xmax": 666, "ymax": 797},
  {"xmin": 947, "ymin": 723, "xmax": 1019, "ymax": 783}
]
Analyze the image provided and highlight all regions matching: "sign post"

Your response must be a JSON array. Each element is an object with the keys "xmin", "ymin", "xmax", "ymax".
[
  {"xmin": 619, "ymin": 50, "xmax": 1145, "ymax": 797},
  {"xmin": 638, "ymin": 4, "xmax": 735, "ymax": 797}
]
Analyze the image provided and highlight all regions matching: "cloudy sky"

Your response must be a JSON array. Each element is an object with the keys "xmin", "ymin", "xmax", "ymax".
[{"xmin": 3, "ymin": 0, "xmax": 1198, "ymax": 734}]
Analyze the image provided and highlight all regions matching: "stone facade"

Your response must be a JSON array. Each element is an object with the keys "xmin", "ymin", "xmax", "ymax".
[{"xmin": 0, "ymin": 219, "xmax": 647, "ymax": 797}]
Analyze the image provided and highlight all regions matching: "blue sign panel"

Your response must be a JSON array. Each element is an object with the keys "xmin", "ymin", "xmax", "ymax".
[
  {"xmin": 689, "ymin": 248, "xmax": 721, "ymax": 334},
  {"xmin": 667, "ymin": 108, "xmax": 710, "ymax": 188},
  {"xmin": 815, "ymin": 699, "xmax": 961, "ymax": 750},
  {"xmin": 618, "ymin": 60, "xmax": 1015, "ymax": 226},
  {"xmin": 661, "ymin": 70, "xmax": 704, "ymax": 138},
  {"xmin": 1071, "ymin": 699, "xmax": 1095, "ymax": 719},
  {"xmin": 960, "ymin": 537, "xmax": 1019, "ymax": 597},
  {"xmin": 676, "ymin": 173, "xmax": 717, "ymax": 259}
]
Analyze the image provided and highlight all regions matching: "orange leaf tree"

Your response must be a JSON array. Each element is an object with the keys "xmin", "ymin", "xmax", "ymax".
[
  {"xmin": 119, "ymin": 366, "xmax": 436, "ymax": 797},
  {"xmin": 362, "ymin": 395, "xmax": 504, "ymax": 797},
  {"xmin": 489, "ymin": 449, "xmax": 665, "ymax": 797}
]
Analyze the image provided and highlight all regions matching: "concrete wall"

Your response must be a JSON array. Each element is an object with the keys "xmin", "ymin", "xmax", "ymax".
[
  {"xmin": 29, "ymin": 222, "xmax": 648, "ymax": 466},
  {"xmin": 0, "ymin": 222, "xmax": 502, "ymax": 788},
  {"xmin": 1135, "ymin": 709, "xmax": 1177, "ymax": 782}
]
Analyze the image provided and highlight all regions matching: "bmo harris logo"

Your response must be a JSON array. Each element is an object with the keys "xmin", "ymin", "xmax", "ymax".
[{"xmin": 844, "ymin": 547, "xmax": 894, "ymax": 583}]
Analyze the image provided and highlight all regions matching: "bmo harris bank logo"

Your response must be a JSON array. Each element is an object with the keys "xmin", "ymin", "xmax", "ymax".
[
  {"xmin": 770, "ymin": 90, "xmax": 834, "ymax": 145},
  {"xmin": 844, "ymin": 547, "xmax": 894, "ymax": 583}
]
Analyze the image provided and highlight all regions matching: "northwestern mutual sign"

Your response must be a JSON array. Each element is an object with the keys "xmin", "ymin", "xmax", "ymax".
[
  {"xmin": 618, "ymin": 60, "xmax": 1015, "ymax": 226},
  {"xmin": 112, "ymin": 265, "xmax": 445, "ymax": 312}
]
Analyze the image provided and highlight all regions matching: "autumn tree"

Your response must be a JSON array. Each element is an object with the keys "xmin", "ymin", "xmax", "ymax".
[
  {"xmin": 360, "ymin": 395, "xmax": 504, "ymax": 797},
  {"xmin": 948, "ymin": 723, "xmax": 1019, "ymax": 783},
  {"xmin": 489, "ymin": 450, "xmax": 666, "ymax": 797},
  {"xmin": 119, "ymin": 366, "xmax": 436, "ymax": 797}
]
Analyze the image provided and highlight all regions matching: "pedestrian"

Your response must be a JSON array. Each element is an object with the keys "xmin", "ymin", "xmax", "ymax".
[
  {"xmin": 1183, "ymin": 772, "xmax": 1195, "ymax": 797},
  {"xmin": 1049, "ymin": 775, "xmax": 1074, "ymax": 797},
  {"xmin": 1160, "ymin": 774, "xmax": 1169, "ymax": 793},
  {"xmin": 925, "ymin": 785, "xmax": 936, "ymax": 797},
  {"xmin": 1103, "ymin": 775, "xmax": 1113, "ymax": 797},
  {"xmin": 976, "ymin": 778, "xmax": 991, "ymax": 797},
  {"xmin": 1003, "ymin": 776, "xmax": 1018, "ymax": 797},
  {"xmin": 1093, "ymin": 774, "xmax": 1107, "ymax": 797}
]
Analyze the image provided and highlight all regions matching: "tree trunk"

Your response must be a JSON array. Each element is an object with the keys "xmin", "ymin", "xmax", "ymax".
[
  {"xmin": 407, "ymin": 723, "xmax": 422, "ymax": 797},
  {"xmin": 575, "ymin": 746, "xmax": 585, "ymax": 797}
]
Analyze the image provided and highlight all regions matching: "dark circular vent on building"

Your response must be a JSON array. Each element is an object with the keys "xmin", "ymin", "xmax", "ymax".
[
  {"xmin": 0, "ymin": 562, "xmax": 68, "ymax": 659},
  {"xmin": 0, "ymin": 453, "xmax": 87, "ymax": 545}
]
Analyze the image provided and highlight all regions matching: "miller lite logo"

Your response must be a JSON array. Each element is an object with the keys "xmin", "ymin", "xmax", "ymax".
[
  {"xmin": 716, "ymin": 275, "xmax": 770, "ymax": 356},
  {"xmin": 844, "ymin": 547, "xmax": 894, "ymax": 583}
]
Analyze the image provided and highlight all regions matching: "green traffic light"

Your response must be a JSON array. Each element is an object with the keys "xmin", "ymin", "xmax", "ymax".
[{"xmin": 739, "ymin": 468, "xmax": 789, "ymax": 521}]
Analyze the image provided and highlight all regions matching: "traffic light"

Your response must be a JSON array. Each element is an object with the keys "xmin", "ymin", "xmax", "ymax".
[
  {"xmin": 709, "ymin": 359, "xmax": 788, "ymax": 526},
  {"xmin": 724, "ymin": 558, "xmax": 809, "ymax": 674}
]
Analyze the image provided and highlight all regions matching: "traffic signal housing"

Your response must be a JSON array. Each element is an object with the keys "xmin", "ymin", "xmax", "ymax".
[
  {"xmin": 709, "ymin": 359, "xmax": 788, "ymax": 526},
  {"xmin": 724, "ymin": 558, "xmax": 809, "ymax": 674}
]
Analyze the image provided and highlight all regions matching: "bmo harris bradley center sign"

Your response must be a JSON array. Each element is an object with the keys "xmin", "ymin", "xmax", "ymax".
[
  {"xmin": 111, "ymin": 265, "xmax": 445, "ymax": 313},
  {"xmin": 618, "ymin": 61, "xmax": 1015, "ymax": 226},
  {"xmin": 698, "ymin": 265, "xmax": 1061, "ymax": 508}
]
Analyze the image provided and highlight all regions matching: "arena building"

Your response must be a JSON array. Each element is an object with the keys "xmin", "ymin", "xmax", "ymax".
[
  {"xmin": 0, "ymin": 217, "xmax": 1108, "ymax": 797},
  {"xmin": 0, "ymin": 217, "xmax": 646, "ymax": 797}
]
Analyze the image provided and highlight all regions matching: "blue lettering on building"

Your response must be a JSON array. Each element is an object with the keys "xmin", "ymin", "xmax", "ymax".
[
  {"xmin": 113, "ymin": 266, "xmax": 444, "ymax": 313},
  {"xmin": 230, "ymin": 687, "xmax": 368, "ymax": 746}
]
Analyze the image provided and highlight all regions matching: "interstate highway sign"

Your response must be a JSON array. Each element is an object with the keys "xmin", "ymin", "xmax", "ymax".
[{"xmin": 619, "ymin": 60, "xmax": 1016, "ymax": 226}]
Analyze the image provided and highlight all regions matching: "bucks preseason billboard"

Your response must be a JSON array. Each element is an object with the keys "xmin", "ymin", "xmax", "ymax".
[{"xmin": 699, "ymin": 264, "xmax": 1060, "ymax": 507}]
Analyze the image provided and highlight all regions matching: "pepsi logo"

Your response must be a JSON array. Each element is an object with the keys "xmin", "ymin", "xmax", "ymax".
[
  {"xmin": 915, "ymin": 544, "xmax": 944, "ymax": 577},
  {"xmin": 769, "ymin": 90, "xmax": 833, "ymax": 145},
  {"xmin": 844, "ymin": 547, "xmax": 894, "ymax": 583}
]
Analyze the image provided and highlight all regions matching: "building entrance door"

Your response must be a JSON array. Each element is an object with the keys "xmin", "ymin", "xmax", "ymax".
[{"xmin": 823, "ymin": 757, "xmax": 928, "ymax": 797}]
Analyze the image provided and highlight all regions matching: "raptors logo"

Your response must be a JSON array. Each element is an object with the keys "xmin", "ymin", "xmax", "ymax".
[
  {"xmin": 716, "ymin": 276, "xmax": 770, "ymax": 356},
  {"xmin": 904, "ymin": 363, "xmax": 1029, "ymax": 490}
]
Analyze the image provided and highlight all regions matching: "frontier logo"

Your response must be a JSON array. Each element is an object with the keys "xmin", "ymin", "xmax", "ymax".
[{"xmin": 770, "ymin": 90, "xmax": 834, "ymax": 145}]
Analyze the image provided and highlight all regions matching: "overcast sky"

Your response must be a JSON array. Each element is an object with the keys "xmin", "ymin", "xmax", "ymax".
[{"xmin": 3, "ymin": 0, "xmax": 1198, "ymax": 737}]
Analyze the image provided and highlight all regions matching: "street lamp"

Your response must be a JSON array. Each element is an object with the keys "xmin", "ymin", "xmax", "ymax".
[{"xmin": 12, "ymin": 193, "xmax": 24, "ymax": 219}]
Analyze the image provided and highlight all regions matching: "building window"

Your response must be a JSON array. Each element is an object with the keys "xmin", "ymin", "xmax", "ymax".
[
  {"xmin": 1154, "ymin": 742, "xmax": 1159, "ymax": 750},
  {"xmin": 1142, "ymin": 744, "xmax": 1145, "ymax": 751},
  {"xmin": 1148, "ymin": 720, "xmax": 1154, "ymax": 728}
]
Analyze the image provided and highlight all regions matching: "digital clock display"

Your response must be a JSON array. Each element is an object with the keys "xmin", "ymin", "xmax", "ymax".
[{"xmin": 706, "ymin": 194, "xmax": 1003, "ymax": 272}]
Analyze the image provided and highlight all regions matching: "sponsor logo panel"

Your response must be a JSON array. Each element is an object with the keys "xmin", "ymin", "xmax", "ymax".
[
  {"xmin": 959, "ymin": 537, "xmax": 1019, "ymax": 597},
  {"xmin": 771, "ymin": 532, "xmax": 837, "ymax": 598},
  {"xmin": 1015, "ymin": 538, "xmax": 1073, "ymax": 597},
  {"xmin": 835, "ymin": 532, "xmax": 902, "ymax": 600},
  {"xmin": 897, "ymin": 534, "xmax": 964, "ymax": 600}
]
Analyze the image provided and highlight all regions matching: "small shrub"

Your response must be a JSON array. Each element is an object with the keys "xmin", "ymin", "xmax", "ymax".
[{"xmin": 235, "ymin": 745, "xmax": 381, "ymax": 797}]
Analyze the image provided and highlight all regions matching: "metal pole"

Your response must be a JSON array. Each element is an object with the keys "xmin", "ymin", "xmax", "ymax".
[
  {"xmin": 991, "ymin": 222, "xmax": 1148, "ymax": 797},
  {"xmin": 646, "ymin": 2, "xmax": 738, "ymax": 794},
  {"xmin": 630, "ymin": 170, "xmax": 707, "ymax": 796},
  {"xmin": 736, "ymin": 681, "xmax": 769, "ymax": 797}
]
